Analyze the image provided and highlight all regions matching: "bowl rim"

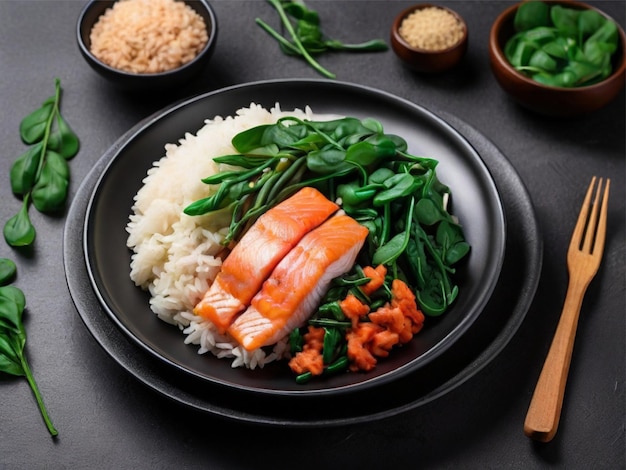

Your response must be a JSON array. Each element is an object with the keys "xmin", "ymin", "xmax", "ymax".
[
  {"xmin": 391, "ymin": 3, "xmax": 468, "ymax": 55},
  {"xmin": 489, "ymin": 0, "xmax": 626, "ymax": 92},
  {"xmin": 76, "ymin": 0, "xmax": 218, "ymax": 78}
]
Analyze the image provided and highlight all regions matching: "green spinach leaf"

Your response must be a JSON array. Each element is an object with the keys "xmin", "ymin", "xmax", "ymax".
[
  {"xmin": 0, "ymin": 269, "xmax": 57, "ymax": 436},
  {"xmin": 4, "ymin": 79, "xmax": 80, "ymax": 248},
  {"xmin": 256, "ymin": 0, "xmax": 387, "ymax": 78}
]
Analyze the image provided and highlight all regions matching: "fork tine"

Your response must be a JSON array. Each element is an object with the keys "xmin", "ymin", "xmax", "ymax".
[
  {"xmin": 582, "ymin": 177, "xmax": 602, "ymax": 254},
  {"xmin": 570, "ymin": 176, "xmax": 597, "ymax": 253},
  {"xmin": 592, "ymin": 178, "xmax": 610, "ymax": 256}
]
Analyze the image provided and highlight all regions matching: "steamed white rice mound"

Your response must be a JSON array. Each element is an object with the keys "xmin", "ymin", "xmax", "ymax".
[{"xmin": 126, "ymin": 103, "xmax": 332, "ymax": 369}]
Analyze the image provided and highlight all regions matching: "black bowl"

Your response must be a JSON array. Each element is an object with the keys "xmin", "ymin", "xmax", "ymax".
[
  {"xmin": 81, "ymin": 80, "xmax": 507, "ymax": 397},
  {"xmin": 76, "ymin": 0, "xmax": 218, "ymax": 91}
]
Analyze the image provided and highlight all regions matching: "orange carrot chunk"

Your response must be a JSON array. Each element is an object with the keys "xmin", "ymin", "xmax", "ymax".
[
  {"xmin": 369, "ymin": 329, "xmax": 400, "ymax": 358},
  {"xmin": 302, "ymin": 325, "xmax": 326, "ymax": 351},
  {"xmin": 289, "ymin": 348, "xmax": 324, "ymax": 375},
  {"xmin": 360, "ymin": 265, "xmax": 387, "ymax": 296},
  {"xmin": 369, "ymin": 305, "xmax": 405, "ymax": 333},
  {"xmin": 347, "ymin": 334, "xmax": 377, "ymax": 372},
  {"xmin": 346, "ymin": 322, "xmax": 383, "ymax": 372},
  {"xmin": 288, "ymin": 326, "xmax": 326, "ymax": 376},
  {"xmin": 391, "ymin": 279, "xmax": 425, "ymax": 332},
  {"xmin": 339, "ymin": 293, "xmax": 370, "ymax": 328}
]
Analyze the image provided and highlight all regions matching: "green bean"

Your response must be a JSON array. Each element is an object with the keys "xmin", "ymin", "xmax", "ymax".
[
  {"xmin": 295, "ymin": 371, "xmax": 313, "ymax": 384},
  {"xmin": 326, "ymin": 356, "xmax": 349, "ymax": 374},
  {"xmin": 266, "ymin": 157, "xmax": 307, "ymax": 202},
  {"xmin": 308, "ymin": 318, "xmax": 351, "ymax": 329}
]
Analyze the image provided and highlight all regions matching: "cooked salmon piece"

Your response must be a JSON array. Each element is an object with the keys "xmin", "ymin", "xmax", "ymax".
[
  {"xmin": 194, "ymin": 187, "xmax": 338, "ymax": 332},
  {"xmin": 228, "ymin": 214, "xmax": 369, "ymax": 351}
]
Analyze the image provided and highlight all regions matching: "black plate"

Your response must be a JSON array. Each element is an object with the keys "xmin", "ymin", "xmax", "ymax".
[
  {"xmin": 65, "ymin": 81, "xmax": 541, "ymax": 426},
  {"xmin": 79, "ymin": 80, "xmax": 506, "ymax": 396}
]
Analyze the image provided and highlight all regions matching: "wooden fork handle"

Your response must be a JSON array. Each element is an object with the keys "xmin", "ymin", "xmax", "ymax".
[{"xmin": 523, "ymin": 276, "xmax": 589, "ymax": 442}]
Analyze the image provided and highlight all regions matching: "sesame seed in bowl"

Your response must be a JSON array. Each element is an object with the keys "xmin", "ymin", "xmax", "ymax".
[
  {"xmin": 398, "ymin": 6, "xmax": 465, "ymax": 52},
  {"xmin": 390, "ymin": 3, "xmax": 468, "ymax": 73}
]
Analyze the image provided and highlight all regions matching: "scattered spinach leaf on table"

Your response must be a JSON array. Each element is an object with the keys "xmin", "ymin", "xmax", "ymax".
[
  {"xmin": 0, "ymin": 258, "xmax": 17, "ymax": 285},
  {"xmin": 256, "ymin": 0, "xmax": 388, "ymax": 78},
  {"xmin": 4, "ymin": 78, "xmax": 80, "ymax": 248},
  {"xmin": 0, "ymin": 258, "xmax": 58, "ymax": 436}
]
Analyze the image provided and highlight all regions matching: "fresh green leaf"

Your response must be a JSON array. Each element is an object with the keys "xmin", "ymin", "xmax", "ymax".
[
  {"xmin": 373, "ymin": 173, "xmax": 419, "ymax": 206},
  {"xmin": 19, "ymin": 99, "xmax": 54, "ymax": 145},
  {"xmin": 256, "ymin": 0, "xmax": 386, "ymax": 78},
  {"xmin": 0, "ymin": 335, "xmax": 23, "ymax": 376},
  {"xmin": 529, "ymin": 49, "xmax": 559, "ymax": 72},
  {"xmin": 578, "ymin": 9, "xmax": 606, "ymax": 38},
  {"xmin": 551, "ymin": 5, "xmax": 580, "ymax": 37},
  {"xmin": 0, "ymin": 286, "xmax": 26, "ymax": 332},
  {"xmin": 48, "ymin": 114, "xmax": 80, "ymax": 159},
  {"xmin": 416, "ymin": 279, "xmax": 448, "ymax": 316},
  {"xmin": 0, "ymin": 277, "xmax": 57, "ymax": 435},
  {"xmin": 10, "ymin": 143, "xmax": 43, "ymax": 196},
  {"xmin": 5, "ymin": 78, "xmax": 79, "ymax": 248},
  {"xmin": 445, "ymin": 241, "xmax": 471, "ymax": 265},
  {"xmin": 372, "ymin": 232, "xmax": 406, "ymax": 266},
  {"xmin": 3, "ymin": 200, "xmax": 36, "ymax": 247},
  {"xmin": 514, "ymin": 1, "xmax": 551, "ymax": 31},
  {"xmin": 507, "ymin": 37, "xmax": 538, "ymax": 67},
  {"xmin": 0, "ymin": 259, "xmax": 17, "ymax": 286},
  {"xmin": 306, "ymin": 148, "xmax": 351, "ymax": 174},
  {"xmin": 586, "ymin": 17, "xmax": 618, "ymax": 48},
  {"xmin": 31, "ymin": 152, "xmax": 70, "ymax": 213},
  {"xmin": 414, "ymin": 198, "xmax": 443, "ymax": 225},
  {"xmin": 542, "ymin": 36, "xmax": 574, "ymax": 60},
  {"xmin": 368, "ymin": 167, "xmax": 395, "ymax": 185},
  {"xmin": 345, "ymin": 136, "xmax": 396, "ymax": 167}
]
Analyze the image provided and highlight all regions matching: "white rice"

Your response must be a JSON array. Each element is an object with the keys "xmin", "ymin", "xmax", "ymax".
[{"xmin": 126, "ymin": 103, "xmax": 333, "ymax": 369}]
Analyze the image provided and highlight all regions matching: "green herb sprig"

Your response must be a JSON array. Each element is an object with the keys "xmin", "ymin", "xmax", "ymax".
[
  {"xmin": 0, "ymin": 258, "xmax": 58, "ymax": 436},
  {"xmin": 256, "ymin": 0, "xmax": 388, "ymax": 79},
  {"xmin": 505, "ymin": 1, "xmax": 619, "ymax": 87},
  {"xmin": 4, "ymin": 78, "xmax": 79, "ymax": 247}
]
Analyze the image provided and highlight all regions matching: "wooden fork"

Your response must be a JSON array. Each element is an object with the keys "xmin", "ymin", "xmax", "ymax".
[{"xmin": 524, "ymin": 176, "xmax": 610, "ymax": 443}]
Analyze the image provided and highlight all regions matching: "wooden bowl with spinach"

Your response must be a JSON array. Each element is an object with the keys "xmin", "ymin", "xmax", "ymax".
[{"xmin": 489, "ymin": 0, "xmax": 625, "ymax": 116}]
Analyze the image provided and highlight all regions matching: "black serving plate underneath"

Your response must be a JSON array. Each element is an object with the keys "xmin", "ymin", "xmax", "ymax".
[{"xmin": 64, "ymin": 80, "xmax": 541, "ymax": 426}]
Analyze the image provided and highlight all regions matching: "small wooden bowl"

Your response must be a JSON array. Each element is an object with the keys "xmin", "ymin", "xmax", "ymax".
[
  {"xmin": 391, "ymin": 4, "xmax": 468, "ymax": 73},
  {"xmin": 77, "ymin": 0, "xmax": 218, "ymax": 91},
  {"xmin": 489, "ymin": 0, "xmax": 626, "ymax": 116}
]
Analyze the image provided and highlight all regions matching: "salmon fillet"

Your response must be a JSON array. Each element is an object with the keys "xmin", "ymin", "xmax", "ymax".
[
  {"xmin": 228, "ymin": 214, "xmax": 369, "ymax": 351},
  {"xmin": 194, "ymin": 187, "xmax": 338, "ymax": 332}
]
